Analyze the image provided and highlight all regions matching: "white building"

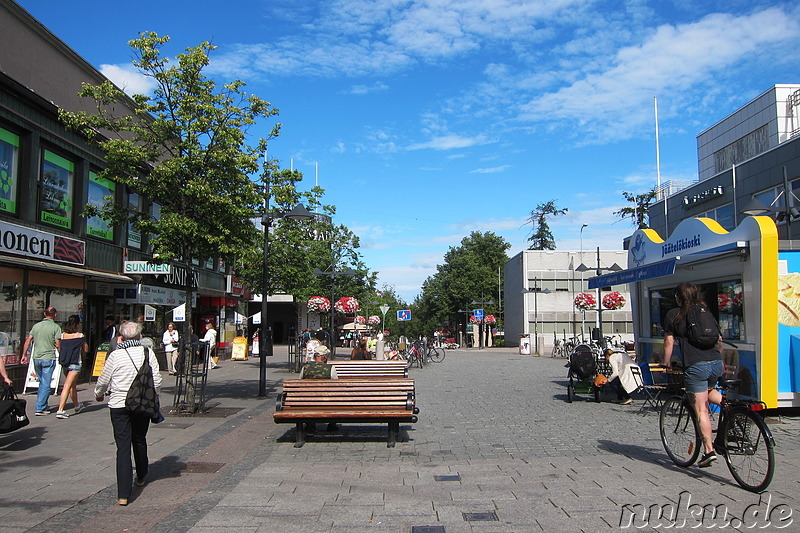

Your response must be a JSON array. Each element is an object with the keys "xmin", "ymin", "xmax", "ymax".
[{"xmin": 504, "ymin": 249, "xmax": 633, "ymax": 354}]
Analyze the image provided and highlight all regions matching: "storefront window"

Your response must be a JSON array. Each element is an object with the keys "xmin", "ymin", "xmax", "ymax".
[
  {"xmin": 40, "ymin": 150, "xmax": 75, "ymax": 230},
  {"xmin": 87, "ymin": 170, "xmax": 115, "ymax": 241},
  {"xmin": 0, "ymin": 279, "xmax": 23, "ymax": 359},
  {"xmin": 649, "ymin": 279, "xmax": 744, "ymax": 341},
  {"xmin": 26, "ymin": 285, "xmax": 83, "ymax": 328},
  {"xmin": 0, "ymin": 127, "xmax": 20, "ymax": 215},
  {"xmin": 127, "ymin": 192, "xmax": 141, "ymax": 248}
]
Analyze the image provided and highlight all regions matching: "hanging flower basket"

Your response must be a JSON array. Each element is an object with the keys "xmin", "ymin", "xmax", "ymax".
[
  {"xmin": 602, "ymin": 291, "xmax": 626, "ymax": 310},
  {"xmin": 484, "ymin": 314, "xmax": 496, "ymax": 324},
  {"xmin": 367, "ymin": 315, "xmax": 381, "ymax": 325},
  {"xmin": 354, "ymin": 315, "xmax": 366, "ymax": 324},
  {"xmin": 469, "ymin": 315, "xmax": 480, "ymax": 324},
  {"xmin": 574, "ymin": 292, "xmax": 597, "ymax": 311},
  {"xmin": 335, "ymin": 297, "xmax": 360, "ymax": 314},
  {"xmin": 306, "ymin": 296, "xmax": 331, "ymax": 313}
]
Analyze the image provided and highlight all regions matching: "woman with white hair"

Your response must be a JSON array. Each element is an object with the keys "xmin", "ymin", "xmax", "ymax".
[{"xmin": 94, "ymin": 320, "xmax": 162, "ymax": 506}]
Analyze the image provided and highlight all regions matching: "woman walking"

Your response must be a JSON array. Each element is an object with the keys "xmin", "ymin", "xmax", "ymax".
[
  {"xmin": 55, "ymin": 315, "xmax": 88, "ymax": 419},
  {"xmin": 94, "ymin": 321, "xmax": 162, "ymax": 505}
]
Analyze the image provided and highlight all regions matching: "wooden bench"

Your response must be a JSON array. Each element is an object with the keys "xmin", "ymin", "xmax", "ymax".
[
  {"xmin": 274, "ymin": 378, "xmax": 419, "ymax": 448},
  {"xmin": 328, "ymin": 360, "xmax": 409, "ymax": 378}
]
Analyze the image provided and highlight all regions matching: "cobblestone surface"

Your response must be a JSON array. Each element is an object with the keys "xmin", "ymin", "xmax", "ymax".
[{"xmin": 2, "ymin": 348, "xmax": 799, "ymax": 532}]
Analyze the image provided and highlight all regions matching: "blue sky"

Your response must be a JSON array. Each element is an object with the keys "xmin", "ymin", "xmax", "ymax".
[{"xmin": 17, "ymin": 0, "xmax": 800, "ymax": 302}]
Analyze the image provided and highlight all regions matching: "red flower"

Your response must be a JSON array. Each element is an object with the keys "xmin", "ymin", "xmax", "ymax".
[
  {"xmin": 602, "ymin": 291, "xmax": 626, "ymax": 310},
  {"xmin": 306, "ymin": 296, "xmax": 331, "ymax": 313},
  {"xmin": 574, "ymin": 292, "xmax": 597, "ymax": 311},
  {"xmin": 334, "ymin": 297, "xmax": 360, "ymax": 314}
]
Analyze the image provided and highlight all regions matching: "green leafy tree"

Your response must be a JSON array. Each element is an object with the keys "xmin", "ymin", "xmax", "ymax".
[
  {"xmin": 614, "ymin": 189, "xmax": 657, "ymax": 228},
  {"xmin": 60, "ymin": 32, "xmax": 283, "ymax": 328},
  {"xmin": 409, "ymin": 231, "xmax": 510, "ymax": 339},
  {"xmin": 526, "ymin": 200, "xmax": 568, "ymax": 250}
]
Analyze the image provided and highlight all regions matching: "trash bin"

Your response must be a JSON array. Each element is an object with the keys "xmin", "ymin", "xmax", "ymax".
[{"xmin": 519, "ymin": 334, "xmax": 531, "ymax": 355}]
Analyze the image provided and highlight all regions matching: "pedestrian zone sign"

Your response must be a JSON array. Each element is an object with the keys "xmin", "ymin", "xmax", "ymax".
[
  {"xmin": 473, "ymin": 309, "xmax": 484, "ymax": 320},
  {"xmin": 397, "ymin": 310, "xmax": 411, "ymax": 321}
]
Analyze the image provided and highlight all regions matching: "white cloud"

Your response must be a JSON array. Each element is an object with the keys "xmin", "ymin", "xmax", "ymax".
[
  {"xmin": 100, "ymin": 64, "xmax": 158, "ymax": 96},
  {"xmin": 348, "ymin": 81, "xmax": 389, "ymax": 95},
  {"xmin": 518, "ymin": 8, "xmax": 800, "ymax": 143},
  {"xmin": 470, "ymin": 165, "xmax": 510, "ymax": 174},
  {"xmin": 407, "ymin": 134, "xmax": 490, "ymax": 151}
]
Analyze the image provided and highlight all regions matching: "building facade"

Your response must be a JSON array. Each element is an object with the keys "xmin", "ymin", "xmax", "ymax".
[
  {"xmin": 649, "ymin": 84, "xmax": 800, "ymax": 239},
  {"xmin": 504, "ymin": 249, "xmax": 633, "ymax": 354},
  {"xmin": 0, "ymin": 1, "xmax": 252, "ymax": 386}
]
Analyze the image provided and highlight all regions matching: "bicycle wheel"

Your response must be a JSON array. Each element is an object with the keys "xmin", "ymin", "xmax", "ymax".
[
  {"xmin": 722, "ymin": 409, "xmax": 775, "ymax": 493},
  {"xmin": 428, "ymin": 347, "xmax": 445, "ymax": 363},
  {"xmin": 660, "ymin": 396, "xmax": 701, "ymax": 467}
]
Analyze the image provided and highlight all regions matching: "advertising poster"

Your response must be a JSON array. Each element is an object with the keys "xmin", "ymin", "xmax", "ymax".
[
  {"xmin": 0, "ymin": 127, "xmax": 19, "ymax": 215},
  {"xmin": 87, "ymin": 171, "xmax": 115, "ymax": 240},
  {"xmin": 40, "ymin": 150, "xmax": 74, "ymax": 230}
]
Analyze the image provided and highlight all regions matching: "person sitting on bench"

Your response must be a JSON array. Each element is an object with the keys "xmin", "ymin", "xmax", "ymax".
[{"xmin": 300, "ymin": 352, "xmax": 338, "ymax": 379}]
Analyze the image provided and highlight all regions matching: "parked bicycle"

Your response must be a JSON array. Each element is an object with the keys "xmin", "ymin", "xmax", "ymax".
[{"xmin": 659, "ymin": 375, "xmax": 775, "ymax": 492}]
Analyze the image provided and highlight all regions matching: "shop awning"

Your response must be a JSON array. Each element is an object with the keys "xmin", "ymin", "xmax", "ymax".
[
  {"xmin": 0, "ymin": 255, "xmax": 133, "ymax": 283},
  {"xmin": 588, "ymin": 240, "xmax": 748, "ymax": 289},
  {"xmin": 588, "ymin": 259, "xmax": 677, "ymax": 289}
]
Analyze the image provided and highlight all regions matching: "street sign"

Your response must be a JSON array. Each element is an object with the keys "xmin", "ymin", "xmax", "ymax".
[
  {"xmin": 379, "ymin": 304, "xmax": 390, "ymax": 316},
  {"xmin": 473, "ymin": 309, "xmax": 484, "ymax": 320},
  {"xmin": 397, "ymin": 310, "xmax": 411, "ymax": 321}
]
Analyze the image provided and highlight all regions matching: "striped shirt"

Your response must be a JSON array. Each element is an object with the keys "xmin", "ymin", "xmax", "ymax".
[{"xmin": 94, "ymin": 341, "xmax": 162, "ymax": 409}]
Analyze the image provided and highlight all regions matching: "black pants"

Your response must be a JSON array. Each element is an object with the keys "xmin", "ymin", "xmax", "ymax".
[
  {"xmin": 110, "ymin": 408, "xmax": 151, "ymax": 499},
  {"xmin": 607, "ymin": 377, "xmax": 631, "ymax": 401}
]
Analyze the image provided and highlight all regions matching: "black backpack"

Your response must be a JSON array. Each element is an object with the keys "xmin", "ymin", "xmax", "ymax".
[
  {"xmin": 124, "ymin": 347, "xmax": 160, "ymax": 418},
  {"xmin": 685, "ymin": 304, "xmax": 720, "ymax": 349}
]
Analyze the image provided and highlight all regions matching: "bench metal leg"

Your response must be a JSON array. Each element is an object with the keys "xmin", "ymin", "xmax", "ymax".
[
  {"xmin": 387, "ymin": 421, "xmax": 398, "ymax": 447},
  {"xmin": 294, "ymin": 422, "xmax": 306, "ymax": 448}
]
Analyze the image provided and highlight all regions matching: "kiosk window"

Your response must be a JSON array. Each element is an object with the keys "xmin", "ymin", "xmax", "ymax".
[{"xmin": 649, "ymin": 279, "xmax": 743, "ymax": 341}]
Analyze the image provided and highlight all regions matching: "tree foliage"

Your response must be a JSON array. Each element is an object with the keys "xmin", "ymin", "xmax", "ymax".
[
  {"xmin": 613, "ymin": 189, "xmax": 657, "ymax": 228},
  {"xmin": 407, "ymin": 232, "xmax": 510, "ymax": 338},
  {"xmin": 526, "ymin": 200, "xmax": 568, "ymax": 250},
  {"xmin": 59, "ymin": 32, "xmax": 294, "ymax": 326}
]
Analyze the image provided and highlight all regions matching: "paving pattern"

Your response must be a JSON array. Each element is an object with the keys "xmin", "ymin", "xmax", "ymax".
[{"xmin": 2, "ymin": 349, "xmax": 799, "ymax": 532}]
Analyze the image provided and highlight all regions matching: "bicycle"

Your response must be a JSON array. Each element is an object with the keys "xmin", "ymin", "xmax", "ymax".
[
  {"xmin": 398, "ymin": 342, "xmax": 424, "ymax": 369},
  {"xmin": 659, "ymin": 375, "xmax": 775, "ymax": 492},
  {"xmin": 424, "ymin": 343, "xmax": 445, "ymax": 363}
]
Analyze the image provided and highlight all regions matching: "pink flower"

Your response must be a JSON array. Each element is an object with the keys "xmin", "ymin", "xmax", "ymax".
[
  {"xmin": 367, "ymin": 315, "xmax": 381, "ymax": 325},
  {"xmin": 354, "ymin": 315, "xmax": 366, "ymax": 324},
  {"xmin": 334, "ymin": 297, "xmax": 360, "ymax": 314},
  {"xmin": 306, "ymin": 296, "xmax": 331, "ymax": 313},
  {"xmin": 602, "ymin": 291, "xmax": 626, "ymax": 310},
  {"xmin": 484, "ymin": 314, "xmax": 496, "ymax": 324}
]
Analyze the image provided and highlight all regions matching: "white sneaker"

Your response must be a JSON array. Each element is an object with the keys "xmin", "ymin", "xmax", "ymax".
[{"xmin": 55, "ymin": 411, "xmax": 70, "ymax": 419}]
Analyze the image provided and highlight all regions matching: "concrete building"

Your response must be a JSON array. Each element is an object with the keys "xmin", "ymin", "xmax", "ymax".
[
  {"xmin": 504, "ymin": 249, "xmax": 633, "ymax": 354},
  {"xmin": 649, "ymin": 84, "xmax": 800, "ymax": 238}
]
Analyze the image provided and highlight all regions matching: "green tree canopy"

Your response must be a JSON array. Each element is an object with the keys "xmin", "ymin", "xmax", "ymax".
[
  {"xmin": 526, "ymin": 200, "xmax": 568, "ymax": 250},
  {"xmin": 613, "ymin": 189, "xmax": 657, "ymax": 228},
  {"xmin": 408, "ymin": 231, "xmax": 510, "ymax": 338},
  {"xmin": 60, "ymin": 32, "xmax": 292, "ymax": 326}
]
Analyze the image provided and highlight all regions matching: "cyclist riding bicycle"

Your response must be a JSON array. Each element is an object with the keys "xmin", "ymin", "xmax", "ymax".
[{"xmin": 661, "ymin": 282, "xmax": 723, "ymax": 468}]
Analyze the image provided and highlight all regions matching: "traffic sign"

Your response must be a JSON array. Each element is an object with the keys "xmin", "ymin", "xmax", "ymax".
[
  {"xmin": 473, "ymin": 309, "xmax": 484, "ymax": 320},
  {"xmin": 397, "ymin": 310, "xmax": 411, "ymax": 321}
]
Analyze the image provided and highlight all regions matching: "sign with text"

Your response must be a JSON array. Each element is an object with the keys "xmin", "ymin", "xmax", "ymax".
[
  {"xmin": 123, "ymin": 261, "xmax": 171, "ymax": 274},
  {"xmin": 0, "ymin": 219, "xmax": 85, "ymax": 266}
]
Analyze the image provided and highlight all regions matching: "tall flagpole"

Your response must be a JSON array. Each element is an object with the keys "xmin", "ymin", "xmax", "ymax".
[{"xmin": 655, "ymin": 96, "xmax": 666, "ymax": 231}]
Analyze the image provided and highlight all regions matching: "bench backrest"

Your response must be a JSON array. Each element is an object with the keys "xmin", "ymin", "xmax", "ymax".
[
  {"xmin": 328, "ymin": 360, "xmax": 408, "ymax": 378},
  {"xmin": 278, "ymin": 378, "xmax": 415, "ymax": 412}
]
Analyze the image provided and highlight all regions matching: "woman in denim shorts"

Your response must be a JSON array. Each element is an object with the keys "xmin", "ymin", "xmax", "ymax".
[
  {"xmin": 55, "ymin": 315, "xmax": 88, "ymax": 419},
  {"xmin": 662, "ymin": 282, "xmax": 723, "ymax": 468}
]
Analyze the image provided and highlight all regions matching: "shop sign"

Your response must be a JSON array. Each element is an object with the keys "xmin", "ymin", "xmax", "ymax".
[
  {"xmin": 152, "ymin": 264, "xmax": 199, "ymax": 289},
  {"xmin": 0, "ymin": 219, "xmax": 85, "ymax": 266},
  {"xmin": 226, "ymin": 274, "xmax": 248, "ymax": 296},
  {"xmin": 124, "ymin": 261, "xmax": 171, "ymax": 274},
  {"xmin": 682, "ymin": 185, "xmax": 724, "ymax": 208},
  {"xmin": 113, "ymin": 284, "xmax": 186, "ymax": 305}
]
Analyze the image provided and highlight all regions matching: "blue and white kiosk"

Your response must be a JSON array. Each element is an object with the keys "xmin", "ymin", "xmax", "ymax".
[{"xmin": 586, "ymin": 215, "xmax": 800, "ymax": 409}]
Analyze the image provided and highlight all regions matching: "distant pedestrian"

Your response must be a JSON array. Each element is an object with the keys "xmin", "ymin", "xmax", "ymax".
[
  {"xmin": 21, "ymin": 307, "xmax": 61, "ymax": 416},
  {"xmin": 162, "ymin": 323, "xmax": 179, "ymax": 375},
  {"xmin": 55, "ymin": 315, "xmax": 88, "ymax": 418},
  {"xmin": 202, "ymin": 322, "xmax": 218, "ymax": 369},
  {"xmin": 94, "ymin": 321, "xmax": 162, "ymax": 506}
]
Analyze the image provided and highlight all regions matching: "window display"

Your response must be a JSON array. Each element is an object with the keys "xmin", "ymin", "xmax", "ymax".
[{"xmin": 649, "ymin": 279, "xmax": 744, "ymax": 341}]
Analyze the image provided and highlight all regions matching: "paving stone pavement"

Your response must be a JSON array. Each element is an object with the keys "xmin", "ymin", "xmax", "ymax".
[{"xmin": 2, "ymin": 347, "xmax": 799, "ymax": 532}]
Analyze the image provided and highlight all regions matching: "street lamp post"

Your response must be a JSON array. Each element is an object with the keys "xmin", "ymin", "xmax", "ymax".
[
  {"xmin": 575, "ymin": 247, "xmax": 622, "ymax": 350},
  {"xmin": 313, "ymin": 266, "xmax": 356, "ymax": 357},
  {"xmin": 259, "ymin": 196, "xmax": 313, "ymax": 398},
  {"xmin": 522, "ymin": 279, "xmax": 551, "ymax": 355},
  {"xmin": 579, "ymin": 223, "xmax": 588, "ymax": 342}
]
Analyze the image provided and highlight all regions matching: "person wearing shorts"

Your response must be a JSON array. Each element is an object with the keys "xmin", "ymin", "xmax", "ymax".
[
  {"xmin": 662, "ymin": 282, "xmax": 723, "ymax": 468},
  {"xmin": 55, "ymin": 315, "xmax": 88, "ymax": 418}
]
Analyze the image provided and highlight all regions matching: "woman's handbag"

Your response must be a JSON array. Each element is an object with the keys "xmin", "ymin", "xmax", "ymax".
[
  {"xmin": 0, "ymin": 383, "xmax": 30, "ymax": 433},
  {"xmin": 124, "ymin": 348, "xmax": 160, "ymax": 418}
]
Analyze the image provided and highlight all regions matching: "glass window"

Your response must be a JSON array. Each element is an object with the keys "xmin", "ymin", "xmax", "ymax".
[
  {"xmin": 87, "ymin": 170, "xmax": 115, "ymax": 241},
  {"xmin": 40, "ymin": 150, "xmax": 75, "ymax": 230},
  {"xmin": 127, "ymin": 192, "xmax": 141, "ymax": 248},
  {"xmin": 715, "ymin": 203, "xmax": 735, "ymax": 230},
  {"xmin": 0, "ymin": 276, "xmax": 23, "ymax": 360},
  {"xmin": 0, "ymin": 127, "xmax": 20, "ymax": 215},
  {"xmin": 648, "ymin": 279, "xmax": 743, "ymax": 341},
  {"xmin": 148, "ymin": 202, "xmax": 161, "ymax": 253}
]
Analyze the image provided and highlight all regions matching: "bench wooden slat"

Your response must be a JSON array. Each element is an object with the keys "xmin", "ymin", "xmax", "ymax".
[{"xmin": 274, "ymin": 378, "xmax": 418, "ymax": 448}]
